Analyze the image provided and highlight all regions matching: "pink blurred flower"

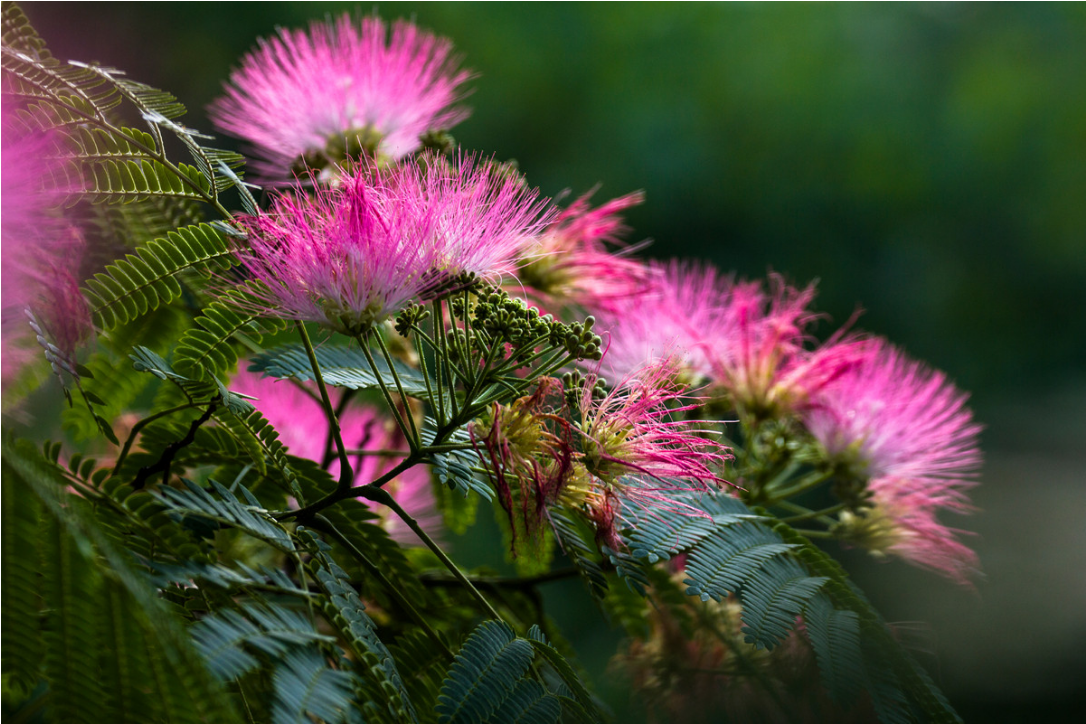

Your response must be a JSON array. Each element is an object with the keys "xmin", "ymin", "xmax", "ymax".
[
  {"xmin": 704, "ymin": 275, "xmax": 863, "ymax": 419},
  {"xmin": 232, "ymin": 156, "xmax": 553, "ymax": 336},
  {"xmin": 804, "ymin": 339, "xmax": 982, "ymax": 583},
  {"xmin": 1, "ymin": 101, "xmax": 89, "ymax": 389},
  {"xmin": 515, "ymin": 189, "xmax": 652, "ymax": 312},
  {"xmin": 594, "ymin": 260, "xmax": 727, "ymax": 382},
  {"xmin": 230, "ymin": 370, "xmax": 441, "ymax": 544},
  {"xmin": 210, "ymin": 14, "xmax": 472, "ymax": 180}
]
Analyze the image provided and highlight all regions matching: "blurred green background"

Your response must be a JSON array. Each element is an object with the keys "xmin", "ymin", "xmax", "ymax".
[{"xmin": 22, "ymin": 2, "xmax": 1086, "ymax": 721}]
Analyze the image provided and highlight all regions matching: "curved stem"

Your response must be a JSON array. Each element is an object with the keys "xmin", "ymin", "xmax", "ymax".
[
  {"xmin": 777, "ymin": 501, "xmax": 846, "ymax": 525},
  {"xmin": 358, "ymin": 485, "xmax": 504, "ymax": 622},
  {"xmin": 762, "ymin": 469, "xmax": 835, "ymax": 506},
  {"xmin": 110, "ymin": 402, "xmax": 200, "ymax": 475},
  {"xmin": 296, "ymin": 322, "xmax": 353, "ymax": 492}
]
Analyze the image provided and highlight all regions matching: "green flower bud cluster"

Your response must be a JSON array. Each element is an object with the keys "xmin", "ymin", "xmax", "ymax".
[
  {"xmin": 393, "ymin": 303, "xmax": 431, "ymax": 337},
  {"xmin": 472, "ymin": 291, "xmax": 555, "ymax": 347},
  {"xmin": 561, "ymin": 369, "xmax": 607, "ymax": 414}
]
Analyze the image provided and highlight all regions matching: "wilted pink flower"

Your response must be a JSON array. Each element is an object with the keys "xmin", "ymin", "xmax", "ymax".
[
  {"xmin": 575, "ymin": 359, "xmax": 731, "ymax": 487},
  {"xmin": 233, "ymin": 156, "xmax": 553, "ymax": 336},
  {"xmin": 471, "ymin": 361, "xmax": 731, "ymax": 553},
  {"xmin": 804, "ymin": 339, "xmax": 982, "ymax": 583},
  {"xmin": 594, "ymin": 260, "xmax": 727, "ymax": 382},
  {"xmin": 515, "ymin": 189, "xmax": 652, "ymax": 312},
  {"xmin": 230, "ymin": 370, "xmax": 441, "ymax": 544},
  {"xmin": 704, "ymin": 275, "xmax": 862, "ymax": 419},
  {"xmin": 210, "ymin": 14, "xmax": 472, "ymax": 180}
]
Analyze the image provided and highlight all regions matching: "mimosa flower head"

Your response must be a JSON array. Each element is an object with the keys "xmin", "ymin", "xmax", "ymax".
[
  {"xmin": 515, "ymin": 189, "xmax": 651, "ymax": 312},
  {"xmin": 595, "ymin": 260, "xmax": 728, "ymax": 382},
  {"xmin": 210, "ymin": 13, "xmax": 472, "ymax": 180},
  {"xmin": 233, "ymin": 155, "xmax": 553, "ymax": 336},
  {"xmin": 804, "ymin": 339, "xmax": 982, "ymax": 583},
  {"xmin": 705, "ymin": 274, "xmax": 862, "ymax": 419}
]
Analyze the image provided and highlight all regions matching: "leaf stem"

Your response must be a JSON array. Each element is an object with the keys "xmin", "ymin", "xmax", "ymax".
[
  {"xmin": 358, "ymin": 485, "xmax": 505, "ymax": 622},
  {"xmin": 356, "ymin": 333, "xmax": 417, "ymax": 452},
  {"xmin": 296, "ymin": 322, "xmax": 353, "ymax": 492},
  {"xmin": 309, "ymin": 516, "xmax": 454, "ymax": 661}
]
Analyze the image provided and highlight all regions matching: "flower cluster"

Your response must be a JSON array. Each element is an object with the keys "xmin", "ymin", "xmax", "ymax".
[{"xmin": 473, "ymin": 359, "xmax": 732, "ymax": 551}]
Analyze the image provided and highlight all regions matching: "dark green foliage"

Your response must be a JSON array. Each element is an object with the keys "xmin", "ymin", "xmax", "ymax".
[
  {"xmin": 549, "ymin": 509, "xmax": 609, "ymax": 601},
  {"xmin": 436, "ymin": 620, "xmax": 536, "ymax": 724},
  {"xmin": 803, "ymin": 594, "xmax": 863, "ymax": 706},
  {"xmin": 270, "ymin": 649, "xmax": 359, "ymax": 724},
  {"xmin": 317, "ymin": 497, "xmax": 427, "ymax": 605},
  {"xmin": 193, "ymin": 601, "xmax": 335, "ymax": 680},
  {"xmin": 157, "ymin": 478, "xmax": 295, "ymax": 551},
  {"xmin": 611, "ymin": 490, "xmax": 962, "ymax": 723},
  {"xmin": 82, "ymin": 223, "xmax": 233, "ymax": 330},
  {"xmin": 1, "ymin": 467, "xmax": 44, "ymax": 695},
  {"xmin": 524, "ymin": 626, "xmax": 603, "ymax": 722},
  {"xmin": 310, "ymin": 545, "xmax": 419, "ymax": 724},
  {"xmin": 2, "ymin": 438, "xmax": 241, "ymax": 724},
  {"xmin": 251, "ymin": 341, "xmax": 433, "ymax": 398}
]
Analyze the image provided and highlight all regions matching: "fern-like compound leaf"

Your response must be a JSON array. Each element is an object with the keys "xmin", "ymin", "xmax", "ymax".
[
  {"xmin": 436, "ymin": 620, "xmax": 535, "ymax": 724},
  {"xmin": 1, "ymin": 1, "xmax": 51, "ymax": 59},
  {"xmin": 157, "ymin": 478, "xmax": 294, "ymax": 552},
  {"xmin": 250, "ymin": 341, "xmax": 433, "ymax": 398},
  {"xmin": 82, "ymin": 223, "xmax": 233, "ymax": 331},
  {"xmin": 270, "ymin": 649, "xmax": 358, "ymax": 724},
  {"xmin": 192, "ymin": 601, "xmax": 335, "ymax": 681},
  {"xmin": 311, "ymin": 547, "xmax": 419, "ymax": 724},
  {"xmin": 525, "ymin": 626, "xmax": 603, "ymax": 721},
  {"xmin": 2, "ymin": 439, "xmax": 240, "ymax": 724},
  {"xmin": 803, "ymin": 593, "xmax": 863, "ymax": 706},
  {"xmin": 173, "ymin": 288, "xmax": 287, "ymax": 381},
  {"xmin": 485, "ymin": 679, "xmax": 561, "ymax": 724}
]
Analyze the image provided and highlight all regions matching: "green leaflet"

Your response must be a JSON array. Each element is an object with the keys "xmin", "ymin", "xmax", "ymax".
[
  {"xmin": 250, "ymin": 341, "xmax": 433, "ymax": 398},
  {"xmin": 612, "ymin": 486, "xmax": 962, "ymax": 724},
  {"xmin": 173, "ymin": 288, "xmax": 287, "ymax": 381},
  {"xmin": 82, "ymin": 223, "xmax": 233, "ymax": 330},
  {"xmin": 310, "ymin": 546, "xmax": 419, "ymax": 724},
  {"xmin": 156, "ymin": 478, "xmax": 295, "ymax": 552},
  {"xmin": 435, "ymin": 620, "xmax": 537, "ymax": 724}
]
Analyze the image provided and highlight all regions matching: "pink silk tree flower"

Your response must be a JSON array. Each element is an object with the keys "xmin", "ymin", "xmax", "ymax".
[
  {"xmin": 229, "ymin": 370, "xmax": 442, "ymax": 545},
  {"xmin": 514, "ymin": 189, "xmax": 653, "ymax": 313},
  {"xmin": 704, "ymin": 275, "xmax": 863, "ymax": 420},
  {"xmin": 210, "ymin": 14, "xmax": 472, "ymax": 180},
  {"xmin": 593, "ymin": 260, "xmax": 729, "ymax": 383},
  {"xmin": 232, "ymin": 156, "xmax": 553, "ymax": 336},
  {"xmin": 803, "ymin": 339, "xmax": 982, "ymax": 583}
]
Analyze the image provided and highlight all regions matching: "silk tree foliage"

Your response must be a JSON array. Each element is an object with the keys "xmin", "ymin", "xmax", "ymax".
[{"xmin": 2, "ymin": 3, "xmax": 977, "ymax": 722}]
